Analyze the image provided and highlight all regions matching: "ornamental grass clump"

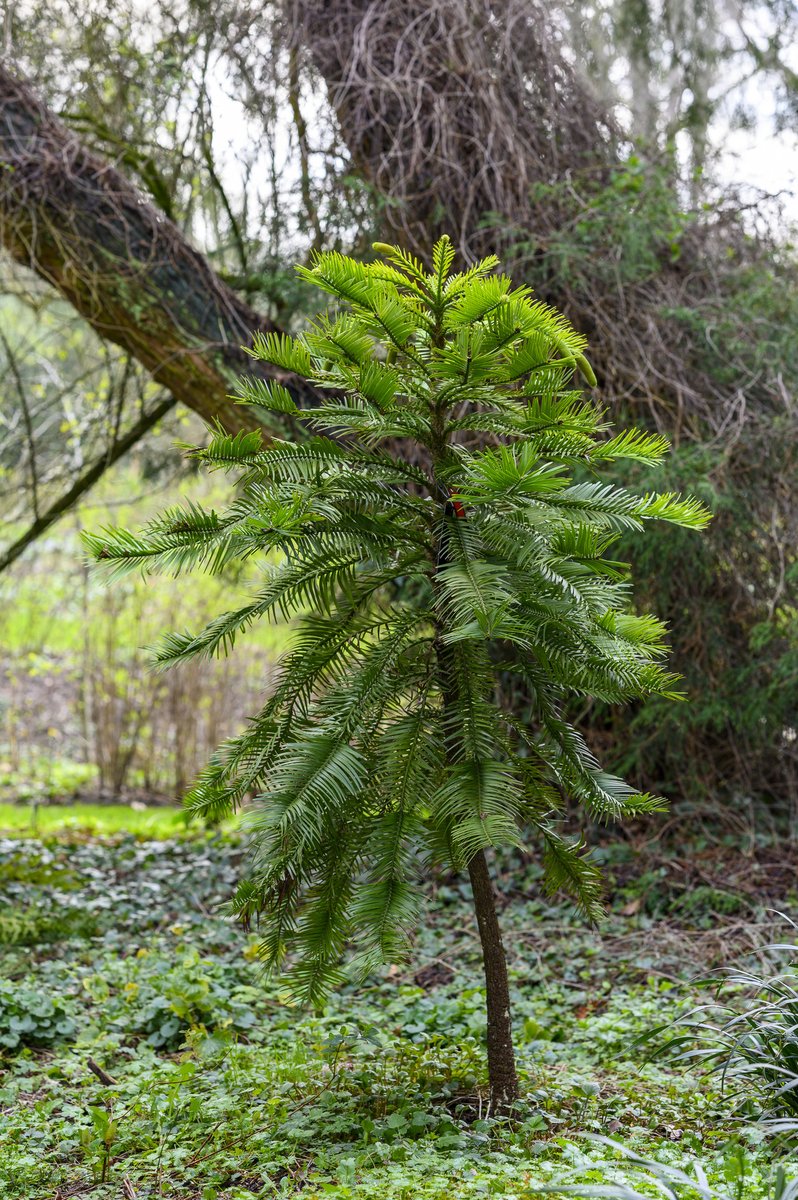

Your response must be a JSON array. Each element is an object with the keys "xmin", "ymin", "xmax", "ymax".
[
  {"xmin": 86, "ymin": 237, "xmax": 709, "ymax": 1109},
  {"xmin": 651, "ymin": 921, "xmax": 798, "ymax": 1132}
]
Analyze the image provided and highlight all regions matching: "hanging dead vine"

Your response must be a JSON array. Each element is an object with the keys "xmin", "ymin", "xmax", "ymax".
[{"xmin": 287, "ymin": 0, "xmax": 615, "ymax": 259}]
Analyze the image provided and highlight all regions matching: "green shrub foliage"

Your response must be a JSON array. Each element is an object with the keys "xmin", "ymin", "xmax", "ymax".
[
  {"xmin": 653, "ymin": 924, "xmax": 798, "ymax": 1128},
  {"xmin": 0, "ymin": 979, "xmax": 76, "ymax": 1049},
  {"xmin": 86, "ymin": 238, "xmax": 709, "ymax": 1004}
]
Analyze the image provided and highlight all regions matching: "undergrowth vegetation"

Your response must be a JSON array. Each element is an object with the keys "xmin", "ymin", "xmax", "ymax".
[
  {"xmin": 0, "ymin": 821, "xmax": 795, "ymax": 1198},
  {"xmin": 0, "ymin": 801, "xmax": 186, "ymax": 837},
  {"xmin": 651, "ymin": 923, "xmax": 798, "ymax": 1132},
  {"xmin": 0, "ymin": 468, "xmax": 289, "ymax": 801}
]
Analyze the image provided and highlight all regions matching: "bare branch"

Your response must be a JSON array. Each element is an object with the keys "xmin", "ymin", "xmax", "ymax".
[{"xmin": 0, "ymin": 393, "xmax": 176, "ymax": 573}]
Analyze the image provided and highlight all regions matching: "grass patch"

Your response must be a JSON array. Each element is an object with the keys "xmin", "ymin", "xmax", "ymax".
[{"xmin": 0, "ymin": 802, "xmax": 187, "ymax": 837}]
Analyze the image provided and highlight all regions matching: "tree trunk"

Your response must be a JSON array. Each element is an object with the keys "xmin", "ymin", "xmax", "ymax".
[
  {"xmin": 290, "ymin": 0, "xmax": 614, "ymax": 259},
  {"xmin": 0, "ymin": 63, "xmax": 321, "ymax": 434},
  {"xmin": 468, "ymin": 848, "xmax": 519, "ymax": 1112},
  {"xmin": 429, "ymin": 391, "xmax": 519, "ymax": 1113}
]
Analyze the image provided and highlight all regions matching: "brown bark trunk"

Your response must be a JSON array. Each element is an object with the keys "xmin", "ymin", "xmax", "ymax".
[
  {"xmin": 468, "ymin": 848, "xmax": 519, "ymax": 1112},
  {"xmin": 0, "ymin": 63, "xmax": 321, "ymax": 434},
  {"xmin": 429, "ymin": 389, "xmax": 519, "ymax": 1114}
]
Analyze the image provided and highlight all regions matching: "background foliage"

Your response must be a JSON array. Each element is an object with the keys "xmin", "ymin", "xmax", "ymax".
[{"xmin": 0, "ymin": 467, "xmax": 285, "ymax": 800}]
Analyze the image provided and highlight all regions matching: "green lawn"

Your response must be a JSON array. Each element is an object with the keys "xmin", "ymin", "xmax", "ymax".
[{"xmin": 0, "ymin": 801, "xmax": 187, "ymax": 837}]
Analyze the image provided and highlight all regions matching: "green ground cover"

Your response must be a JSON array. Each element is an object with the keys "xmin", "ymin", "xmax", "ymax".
[{"xmin": 0, "ymin": 815, "xmax": 793, "ymax": 1198}]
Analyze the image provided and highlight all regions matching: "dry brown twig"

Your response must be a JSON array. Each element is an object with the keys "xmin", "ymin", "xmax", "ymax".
[{"xmin": 87, "ymin": 1057, "xmax": 118, "ymax": 1087}]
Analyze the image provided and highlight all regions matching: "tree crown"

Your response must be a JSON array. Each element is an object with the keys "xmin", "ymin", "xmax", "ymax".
[{"xmin": 85, "ymin": 236, "xmax": 709, "ymax": 1003}]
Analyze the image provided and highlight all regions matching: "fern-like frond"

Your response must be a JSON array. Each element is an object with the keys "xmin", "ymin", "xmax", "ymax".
[
  {"xmin": 634, "ymin": 491, "xmax": 713, "ymax": 528},
  {"xmin": 540, "ymin": 828, "xmax": 604, "ymax": 923},
  {"xmin": 250, "ymin": 330, "xmax": 313, "ymax": 375},
  {"xmin": 234, "ymin": 377, "xmax": 299, "ymax": 414},
  {"xmin": 432, "ymin": 760, "xmax": 524, "ymax": 865},
  {"xmin": 591, "ymin": 427, "xmax": 670, "ymax": 465}
]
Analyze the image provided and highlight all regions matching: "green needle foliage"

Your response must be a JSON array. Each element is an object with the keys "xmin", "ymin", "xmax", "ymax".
[{"xmin": 85, "ymin": 236, "xmax": 709, "ymax": 1106}]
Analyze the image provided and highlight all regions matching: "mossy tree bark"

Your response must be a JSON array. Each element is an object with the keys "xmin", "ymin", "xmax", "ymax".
[{"xmin": 0, "ymin": 63, "xmax": 322, "ymax": 435}]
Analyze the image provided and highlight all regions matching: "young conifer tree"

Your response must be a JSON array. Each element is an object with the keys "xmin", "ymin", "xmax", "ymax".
[{"xmin": 85, "ymin": 237, "xmax": 709, "ymax": 1110}]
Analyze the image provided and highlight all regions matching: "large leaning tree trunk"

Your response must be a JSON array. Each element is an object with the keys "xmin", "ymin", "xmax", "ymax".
[{"xmin": 0, "ymin": 62, "xmax": 321, "ymax": 435}]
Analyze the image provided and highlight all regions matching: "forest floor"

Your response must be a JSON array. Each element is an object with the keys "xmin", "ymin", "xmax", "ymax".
[{"xmin": 0, "ymin": 806, "xmax": 795, "ymax": 1199}]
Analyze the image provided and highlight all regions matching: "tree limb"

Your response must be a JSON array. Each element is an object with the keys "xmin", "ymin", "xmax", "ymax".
[{"xmin": 0, "ymin": 61, "xmax": 321, "ymax": 435}]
